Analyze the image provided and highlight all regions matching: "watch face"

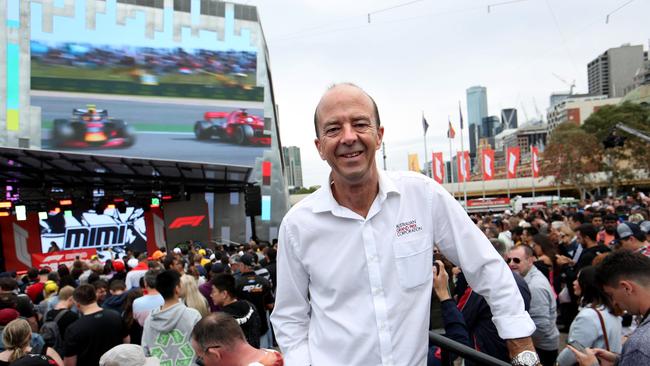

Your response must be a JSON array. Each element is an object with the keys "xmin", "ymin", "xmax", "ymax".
[{"xmin": 513, "ymin": 350, "xmax": 540, "ymax": 366}]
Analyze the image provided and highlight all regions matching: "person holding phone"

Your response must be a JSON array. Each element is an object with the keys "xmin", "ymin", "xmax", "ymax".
[
  {"xmin": 568, "ymin": 251, "xmax": 650, "ymax": 366},
  {"xmin": 556, "ymin": 266, "xmax": 621, "ymax": 366}
]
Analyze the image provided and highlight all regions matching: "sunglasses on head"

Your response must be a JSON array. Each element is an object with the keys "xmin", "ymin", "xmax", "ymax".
[{"xmin": 506, "ymin": 257, "xmax": 522, "ymax": 264}]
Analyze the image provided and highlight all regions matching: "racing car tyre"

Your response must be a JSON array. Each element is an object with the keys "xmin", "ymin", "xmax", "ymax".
[
  {"xmin": 233, "ymin": 124, "xmax": 254, "ymax": 145},
  {"xmin": 51, "ymin": 119, "xmax": 71, "ymax": 148},
  {"xmin": 194, "ymin": 121, "xmax": 212, "ymax": 140},
  {"xmin": 113, "ymin": 119, "xmax": 136, "ymax": 147}
]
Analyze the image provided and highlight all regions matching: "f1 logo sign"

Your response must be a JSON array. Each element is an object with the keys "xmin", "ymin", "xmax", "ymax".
[{"xmin": 169, "ymin": 215, "xmax": 205, "ymax": 229}]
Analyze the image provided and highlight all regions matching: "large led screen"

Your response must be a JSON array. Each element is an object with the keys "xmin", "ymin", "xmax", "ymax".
[
  {"xmin": 29, "ymin": 0, "xmax": 269, "ymax": 167},
  {"xmin": 39, "ymin": 207, "xmax": 147, "ymax": 256}
]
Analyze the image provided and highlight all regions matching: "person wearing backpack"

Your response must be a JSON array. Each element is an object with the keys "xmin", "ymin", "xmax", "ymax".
[{"xmin": 41, "ymin": 286, "xmax": 77, "ymax": 356}]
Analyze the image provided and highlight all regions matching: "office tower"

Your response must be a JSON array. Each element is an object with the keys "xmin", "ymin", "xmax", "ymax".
[
  {"xmin": 282, "ymin": 146, "xmax": 303, "ymax": 188},
  {"xmin": 588, "ymin": 44, "xmax": 646, "ymax": 97},
  {"xmin": 501, "ymin": 108, "xmax": 518, "ymax": 129}
]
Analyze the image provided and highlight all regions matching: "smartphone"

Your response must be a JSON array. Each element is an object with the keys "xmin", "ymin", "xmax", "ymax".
[
  {"xmin": 569, "ymin": 340, "xmax": 586, "ymax": 354},
  {"xmin": 433, "ymin": 261, "xmax": 441, "ymax": 275}
]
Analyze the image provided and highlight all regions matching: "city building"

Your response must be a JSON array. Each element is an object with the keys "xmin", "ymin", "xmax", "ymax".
[
  {"xmin": 481, "ymin": 115, "xmax": 500, "ymax": 138},
  {"xmin": 546, "ymin": 95, "xmax": 621, "ymax": 132},
  {"xmin": 282, "ymin": 146, "xmax": 303, "ymax": 188},
  {"xmin": 501, "ymin": 108, "xmax": 518, "ymax": 130},
  {"xmin": 466, "ymin": 86, "xmax": 488, "ymax": 162},
  {"xmin": 588, "ymin": 44, "xmax": 647, "ymax": 98}
]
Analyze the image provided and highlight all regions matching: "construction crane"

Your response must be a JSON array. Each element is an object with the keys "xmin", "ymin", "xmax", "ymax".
[
  {"xmin": 552, "ymin": 73, "xmax": 576, "ymax": 95},
  {"xmin": 603, "ymin": 122, "xmax": 650, "ymax": 148}
]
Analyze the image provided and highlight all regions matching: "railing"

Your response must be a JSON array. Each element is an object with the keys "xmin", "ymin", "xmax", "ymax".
[{"xmin": 429, "ymin": 331, "xmax": 510, "ymax": 366}]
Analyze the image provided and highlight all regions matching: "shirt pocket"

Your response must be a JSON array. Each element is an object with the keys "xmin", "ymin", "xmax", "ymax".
[{"xmin": 392, "ymin": 235, "xmax": 433, "ymax": 289}]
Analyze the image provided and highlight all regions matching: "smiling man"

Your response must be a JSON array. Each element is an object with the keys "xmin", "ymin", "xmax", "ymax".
[{"xmin": 271, "ymin": 83, "xmax": 539, "ymax": 366}]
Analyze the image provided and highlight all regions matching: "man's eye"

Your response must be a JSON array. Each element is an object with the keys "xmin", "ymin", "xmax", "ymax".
[{"xmin": 325, "ymin": 127, "xmax": 340, "ymax": 135}]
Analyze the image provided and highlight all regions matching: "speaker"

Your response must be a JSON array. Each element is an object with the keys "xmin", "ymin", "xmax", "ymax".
[{"xmin": 244, "ymin": 185, "xmax": 261, "ymax": 217}]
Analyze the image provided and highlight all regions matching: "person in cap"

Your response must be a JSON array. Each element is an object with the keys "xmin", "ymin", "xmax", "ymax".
[
  {"xmin": 125, "ymin": 257, "xmax": 149, "ymax": 290},
  {"xmin": 271, "ymin": 83, "xmax": 537, "ymax": 366},
  {"xmin": 616, "ymin": 222, "xmax": 650, "ymax": 257},
  {"xmin": 99, "ymin": 344, "xmax": 159, "ymax": 366},
  {"xmin": 235, "ymin": 254, "xmax": 274, "ymax": 348},
  {"xmin": 151, "ymin": 250, "xmax": 165, "ymax": 262},
  {"xmin": 191, "ymin": 312, "xmax": 283, "ymax": 366},
  {"xmin": 211, "ymin": 273, "xmax": 261, "ymax": 348},
  {"xmin": 0, "ymin": 318, "xmax": 63, "ymax": 365},
  {"xmin": 569, "ymin": 251, "xmax": 650, "ymax": 366}
]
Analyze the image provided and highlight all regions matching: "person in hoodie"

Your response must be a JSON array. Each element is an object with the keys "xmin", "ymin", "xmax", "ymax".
[
  {"xmin": 210, "ymin": 274, "xmax": 261, "ymax": 348},
  {"xmin": 142, "ymin": 270, "xmax": 202, "ymax": 366}
]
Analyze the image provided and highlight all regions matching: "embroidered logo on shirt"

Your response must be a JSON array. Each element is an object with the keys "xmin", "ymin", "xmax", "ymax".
[{"xmin": 395, "ymin": 219, "xmax": 422, "ymax": 237}]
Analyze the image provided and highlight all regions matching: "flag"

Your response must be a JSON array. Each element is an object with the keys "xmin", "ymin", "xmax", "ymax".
[
  {"xmin": 432, "ymin": 152, "xmax": 444, "ymax": 184},
  {"xmin": 456, "ymin": 151, "xmax": 470, "ymax": 182},
  {"xmin": 531, "ymin": 146, "xmax": 540, "ymax": 178},
  {"xmin": 506, "ymin": 147, "xmax": 520, "ymax": 179},
  {"xmin": 422, "ymin": 115, "xmax": 429, "ymax": 135},
  {"xmin": 447, "ymin": 118, "xmax": 456, "ymax": 139},
  {"xmin": 482, "ymin": 148, "xmax": 495, "ymax": 180},
  {"xmin": 458, "ymin": 101, "xmax": 464, "ymax": 129},
  {"xmin": 408, "ymin": 153, "xmax": 420, "ymax": 172}
]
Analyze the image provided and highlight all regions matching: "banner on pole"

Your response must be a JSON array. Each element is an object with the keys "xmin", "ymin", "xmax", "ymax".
[
  {"xmin": 507, "ymin": 147, "xmax": 520, "ymax": 179},
  {"xmin": 482, "ymin": 148, "xmax": 495, "ymax": 181},
  {"xmin": 456, "ymin": 151, "xmax": 470, "ymax": 182},
  {"xmin": 432, "ymin": 152, "xmax": 445, "ymax": 184},
  {"xmin": 531, "ymin": 146, "xmax": 540, "ymax": 178}
]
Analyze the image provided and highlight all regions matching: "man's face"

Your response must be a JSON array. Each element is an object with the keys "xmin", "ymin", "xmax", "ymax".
[
  {"xmin": 506, "ymin": 247, "xmax": 533, "ymax": 276},
  {"xmin": 603, "ymin": 283, "xmax": 637, "ymax": 314},
  {"xmin": 604, "ymin": 219, "xmax": 618, "ymax": 234},
  {"xmin": 95, "ymin": 287, "xmax": 107, "ymax": 302},
  {"xmin": 592, "ymin": 217, "xmax": 603, "ymax": 229},
  {"xmin": 173, "ymin": 259, "xmax": 184, "ymax": 274},
  {"xmin": 314, "ymin": 85, "xmax": 384, "ymax": 185},
  {"xmin": 210, "ymin": 286, "xmax": 226, "ymax": 307}
]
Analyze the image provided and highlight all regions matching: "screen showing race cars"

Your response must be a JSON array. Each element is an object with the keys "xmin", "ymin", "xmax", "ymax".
[
  {"xmin": 28, "ymin": 0, "xmax": 269, "ymax": 167},
  {"xmin": 39, "ymin": 206, "xmax": 147, "ymax": 256}
]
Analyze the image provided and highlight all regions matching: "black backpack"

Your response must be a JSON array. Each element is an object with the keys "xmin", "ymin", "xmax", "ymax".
[{"xmin": 39, "ymin": 310, "xmax": 67, "ymax": 354}]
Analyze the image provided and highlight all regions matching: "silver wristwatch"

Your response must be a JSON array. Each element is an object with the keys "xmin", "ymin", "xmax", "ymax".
[{"xmin": 510, "ymin": 350, "xmax": 541, "ymax": 366}]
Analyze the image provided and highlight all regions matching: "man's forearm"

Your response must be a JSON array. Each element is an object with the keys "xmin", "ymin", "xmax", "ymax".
[{"xmin": 506, "ymin": 337, "xmax": 537, "ymax": 358}]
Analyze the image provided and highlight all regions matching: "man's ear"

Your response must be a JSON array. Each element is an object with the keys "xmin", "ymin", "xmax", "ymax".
[
  {"xmin": 620, "ymin": 280, "xmax": 635, "ymax": 295},
  {"xmin": 314, "ymin": 138, "xmax": 324, "ymax": 160},
  {"xmin": 207, "ymin": 346, "xmax": 222, "ymax": 360}
]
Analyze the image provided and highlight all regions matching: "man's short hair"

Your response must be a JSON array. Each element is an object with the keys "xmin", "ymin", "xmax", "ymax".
[
  {"xmin": 191, "ymin": 312, "xmax": 246, "ymax": 350},
  {"xmin": 155, "ymin": 270, "xmax": 181, "ymax": 300},
  {"xmin": 489, "ymin": 238, "xmax": 506, "ymax": 257},
  {"xmin": 144, "ymin": 269, "xmax": 161, "ymax": 289},
  {"xmin": 0, "ymin": 277, "xmax": 18, "ymax": 292},
  {"xmin": 596, "ymin": 250, "xmax": 650, "ymax": 288},
  {"xmin": 73, "ymin": 284, "xmax": 97, "ymax": 305},
  {"xmin": 211, "ymin": 274, "xmax": 237, "ymax": 298},
  {"xmin": 512, "ymin": 244, "xmax": 534, "ymax": 258},
  {"xmin": 313, "ymin": 83, "xmax": 381, "ymax": 137},
  {"xmin": 109, "ymin": 280, "xmax": 126, "ymax": 292},
  {"xmin": 58, "ymin": 286, "xmax": 75, "ymax": 301},
  {"xmin": 266, "ymin": 248, "xmax": 277, "ymax": 262},
  {"xmin": 27, "ymin": 268, "xmax": 39, "ymax": 280},
  {"xmin": 570, "ymin": 212, "xmax": 585, "ymax": 224},
  {"xmin": 92, "ymin": 279, "xmax": 108, "ymax": 290},
  {"xmin": 576, "ymin": 223, "xmax": 598, "ymax": 242}
]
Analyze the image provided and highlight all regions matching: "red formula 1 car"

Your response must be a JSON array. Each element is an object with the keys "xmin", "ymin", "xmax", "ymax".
[
  {"xmin": 193, "ymin": 109, "xmax": 270, "ymax": 146},
  {"xmin": 51, "ymin": 105, "xmax": 136, "ymax": 148}
]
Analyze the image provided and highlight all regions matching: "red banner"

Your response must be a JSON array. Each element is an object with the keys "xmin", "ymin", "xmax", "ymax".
[
  {"xmin": 432, "ymin": 152, "xmax": 445, "ymax": 184},
  {"xmin": 531, "ymin": 146, "xmax": 540, "ymax": 178},
  {"xmin": 31, "ymin": 249, "xmax": 97, "ymax": 270},
  {"xmin": 506, "ymin": 147, "xmax": 520, "ymax": 179},
  {"xmin": 456, "ymin": 151, "xmax": 470, "ymax": 182},
  {"xmin": 482, "ymin": 148, "xmax": 495, "ymax": 181},
  {"xmin": 467, "ymin": 197, "xmax": 511, "ymax": 207}
]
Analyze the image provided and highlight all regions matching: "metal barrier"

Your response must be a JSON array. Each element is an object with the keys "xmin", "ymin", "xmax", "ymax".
[{"xmin": 429, "ymin": 331, "xmax": 511, "ymax": 366}]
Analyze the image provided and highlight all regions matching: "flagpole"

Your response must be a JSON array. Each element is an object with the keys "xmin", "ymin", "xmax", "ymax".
[
  {"xmin": 459, "ymin": 102, "xmax": 467, "ymax": 206},
  {"xmin": 448, "ymin": 132, "xmax": 456, "ymax": 199},
  {"xmin": 423, "ymin": 111, "xmax": 429, "ymax": 177},
  {"xmin": 506, "ymin": 147, "xmax": 511, "ymax": 199}
]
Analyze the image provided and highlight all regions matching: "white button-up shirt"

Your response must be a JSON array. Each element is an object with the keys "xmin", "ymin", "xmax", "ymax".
[{"xmin": 271, "ymin": 170, "xmax": 535, "ymax": 366}]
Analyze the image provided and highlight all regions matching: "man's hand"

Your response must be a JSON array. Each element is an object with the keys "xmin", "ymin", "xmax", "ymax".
[
  {"xmin": 505, "ymin": 337, "xmax": 536, "ymax": 359},
  {"xmin": 567, "ymin": 345, "xmax": 615, "ymax": 366},
  {"xmin": 555, "ymin": 254, "xmax": 574, "ymax": 266},
  {"xmin": 432, "ymin": 260, "xmax": 450, "ymax": 301}
]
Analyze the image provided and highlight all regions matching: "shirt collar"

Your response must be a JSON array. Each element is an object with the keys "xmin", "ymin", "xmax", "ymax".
[{"xmin": 311, "ymin": 169, "xmax": 400, "ymax": 214}]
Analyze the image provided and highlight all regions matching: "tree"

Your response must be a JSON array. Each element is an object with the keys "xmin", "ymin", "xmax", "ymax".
[
  {"xmin": 582, "ymin": 102, "xmax": 650, "ymax": 195},
  {"xmin": 543, "ymin": 122, "xmax": 601, "ymax": 200}
]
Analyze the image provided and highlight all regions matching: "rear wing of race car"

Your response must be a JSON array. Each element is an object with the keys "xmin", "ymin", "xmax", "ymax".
[{"xmin": 73, "ymin": 108, "xmax": 108, "ymax": 117}]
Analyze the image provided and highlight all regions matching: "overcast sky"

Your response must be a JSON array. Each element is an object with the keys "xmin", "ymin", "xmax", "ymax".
[{"xmin": 247, "ymin": 0, "xmax": 648, "ymax": 187}]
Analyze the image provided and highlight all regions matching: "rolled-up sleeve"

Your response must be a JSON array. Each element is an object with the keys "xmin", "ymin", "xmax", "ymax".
[
  {"xmin": 270, "ymin": 221, "xmax": 312, "ymax": 366},
  {"xmin": 431, "ymin": 183, "xmax": 536, "ymax": 340}
]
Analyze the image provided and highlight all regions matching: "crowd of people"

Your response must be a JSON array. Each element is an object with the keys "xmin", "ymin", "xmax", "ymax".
[
  {"xmin": 428, "ymin": 193, "xmax": 650, "ymax": 366},
  {"xmin": 0, "ymin": 240, "xmax": 281, "ymax": 366}
]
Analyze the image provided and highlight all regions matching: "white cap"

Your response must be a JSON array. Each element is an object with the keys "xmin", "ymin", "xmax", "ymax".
[
  {"xmin": 100, "ymin": 344, "xmax": 159, "ymax": 366},
  {"xmin": 127, "ymin": 258, "xmax": 139, "ymax": 269},
  {"xmin": 173, "ymin": 247, "xmax": 182, "ymax": 254}
]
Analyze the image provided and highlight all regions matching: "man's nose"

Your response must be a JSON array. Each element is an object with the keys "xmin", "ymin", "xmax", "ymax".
[{"xmin": 340, "ymin": 124, "xmax": 357, "ymax": 144}]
